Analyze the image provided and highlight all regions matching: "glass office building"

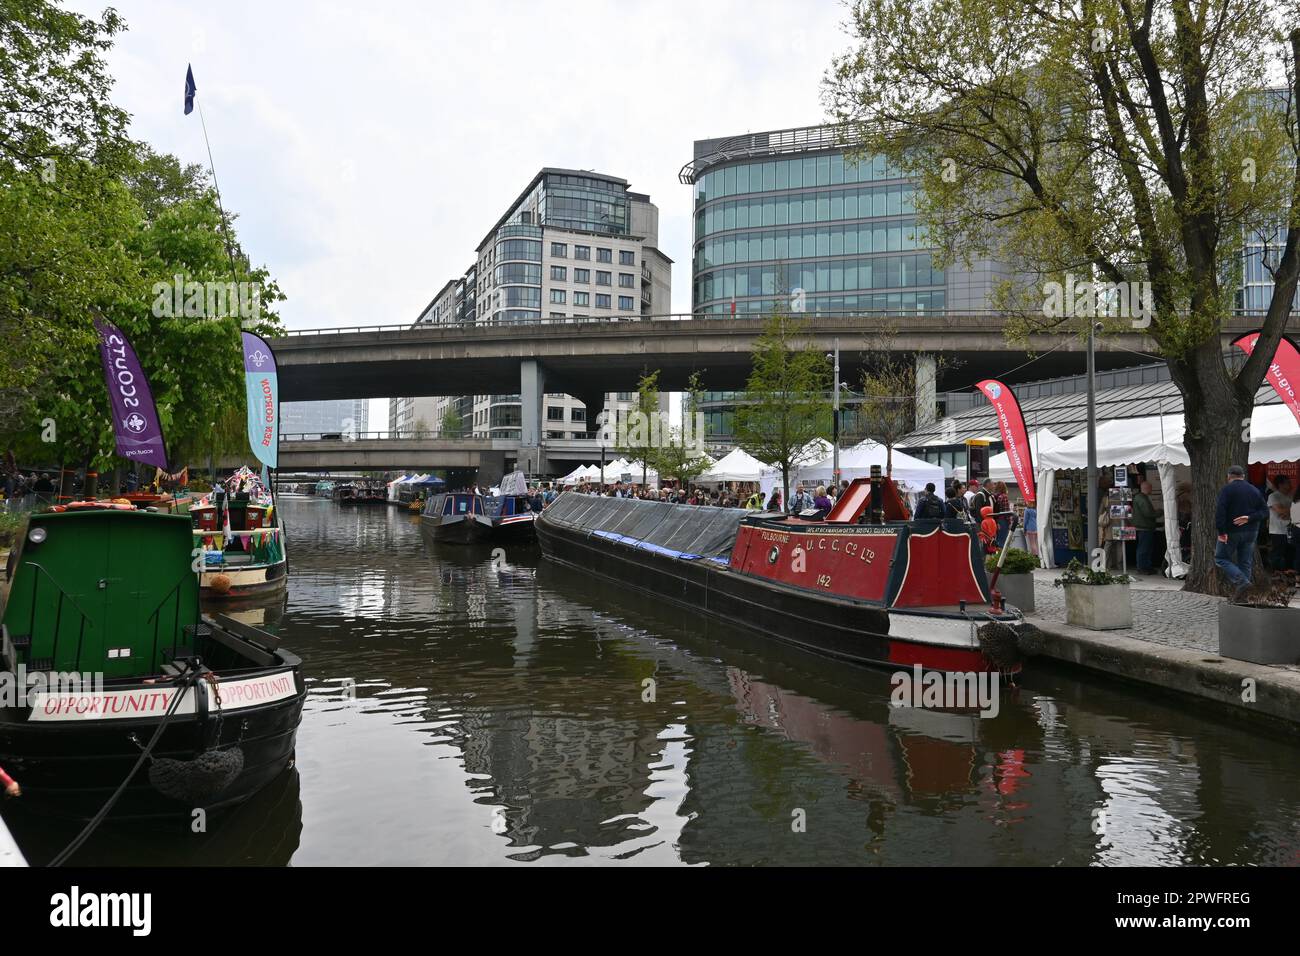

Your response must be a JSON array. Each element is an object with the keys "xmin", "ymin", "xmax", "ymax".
[{"xmin": 682, "ymin": 126, "xmax": 947, "ymax": 316}]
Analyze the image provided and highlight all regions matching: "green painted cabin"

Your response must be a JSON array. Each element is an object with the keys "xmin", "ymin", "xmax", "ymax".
[{"xmin": 1, "ymin": 510, "xmax": 199, "ymax": 679}]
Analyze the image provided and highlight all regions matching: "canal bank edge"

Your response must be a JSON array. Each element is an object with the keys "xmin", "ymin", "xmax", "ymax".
[{"xmin": 1022, "ymin": 614, "xmax": 1300, "ymax": 731}]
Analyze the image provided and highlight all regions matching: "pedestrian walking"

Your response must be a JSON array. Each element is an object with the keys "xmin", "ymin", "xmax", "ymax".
[{"xmin": 1214, "ymin": 464, "xmax": 1268, "ymax": 601}]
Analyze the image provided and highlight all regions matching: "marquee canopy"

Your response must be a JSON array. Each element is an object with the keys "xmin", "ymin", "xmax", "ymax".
[
  {"xmin": 801, "ymin": 439, "xmax": 946, "ymax": 491},
  {"xmin": 699, "ymin": 447, "xmax": 768, "ymax": 483},
  {"xmin": 1038, "ymin": 405, "xmax": 1299, "ymax": 470}
]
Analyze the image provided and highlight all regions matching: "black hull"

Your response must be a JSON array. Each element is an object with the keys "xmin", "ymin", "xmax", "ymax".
[
  {"xmin": 491, "ymin": 517, "xmax": 537, "ymax": 542},
  {"xmin": 0, "ymin": 679, "xmax": 305, "ymax": 821},
  {"xmin": 421, "ymin": 514, "xmax": 494, "ymax": 544},
  {"xmin": 536, "ymin": 518, "xmax": 990, "ymax": 673}
]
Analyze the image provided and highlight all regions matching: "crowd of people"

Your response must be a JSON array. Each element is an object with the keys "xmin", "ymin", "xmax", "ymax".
[
  {"xmin": 549, "ymin": 475, "xmax": 1021, "ymax": 553},
  {"xmin": 3, "ymin": 471, "xmax": 58, "ymax": 507}
]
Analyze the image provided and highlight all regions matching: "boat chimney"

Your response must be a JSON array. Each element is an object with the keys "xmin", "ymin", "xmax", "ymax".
[{"xmin": 869, "ymin": 465, "xmax": 884, "ymax": 525}]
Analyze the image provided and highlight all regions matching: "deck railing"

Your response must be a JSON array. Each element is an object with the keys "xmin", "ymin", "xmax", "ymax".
[
  {"xmin": 145, "ymin": 568, "xmax": 200, "ymax": 671},
  {"xmin": 17, "ymin": 562, "xmax": 91, "ymax": 671}
]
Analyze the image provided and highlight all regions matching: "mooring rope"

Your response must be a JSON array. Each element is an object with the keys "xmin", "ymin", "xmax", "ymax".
[{"xmin": 47, "ymin": 662, "xmax": 202, "ymax": 867}]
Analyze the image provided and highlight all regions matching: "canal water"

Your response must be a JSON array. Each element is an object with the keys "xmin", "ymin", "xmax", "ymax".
[{"xmin": 8, "ymin": 496, "xmax": 1300, "ymax": 865}]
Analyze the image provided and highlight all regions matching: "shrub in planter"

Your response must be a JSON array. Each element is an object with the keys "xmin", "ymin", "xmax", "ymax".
[
  {"xmin": 986, "ymin": 548, "xmax": 1040, "ymax": 612},
  {"xmin": 1217, "ymin": 576, "xmax": 1300, "ymax": 664},
  {"xmin": 1053, "ymin": 559, "xmax": 1132, "ymax": 630}
]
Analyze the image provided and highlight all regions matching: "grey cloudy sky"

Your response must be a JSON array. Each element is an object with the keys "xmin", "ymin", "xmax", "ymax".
[{"xmin": 80, "ymin": 0, "xmax": 852, "ymax": 327}]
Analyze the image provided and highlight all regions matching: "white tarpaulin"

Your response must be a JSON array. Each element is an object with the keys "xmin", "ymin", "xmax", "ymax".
[
  {"xmin": 499, "ymin": 471, "xmax": 528, "ymax": 496},
  {"xmin": 700, "ymin": 447, "xmax": 767, "ymax": 483},
  {"xmin": 801, "ymin": 440, "xmax": 946, "ymax": 492}
]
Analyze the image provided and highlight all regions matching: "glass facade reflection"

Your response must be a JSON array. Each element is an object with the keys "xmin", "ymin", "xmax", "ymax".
[{"xmin": 689, "ymin": 141, "xmax": 946, "ymax": 316}]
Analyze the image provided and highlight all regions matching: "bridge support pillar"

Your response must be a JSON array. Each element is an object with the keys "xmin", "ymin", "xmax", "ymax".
[
  {"xmin": 578, "ymin": 392, "xmax": 606, "ymax": 441},
  {"xmin": 915, "ymin": 353, "xmax": 937, "ymax": 429},
  {"xmin": 520, "ymin": 359, "xmax": 546, "ymax": 452}
]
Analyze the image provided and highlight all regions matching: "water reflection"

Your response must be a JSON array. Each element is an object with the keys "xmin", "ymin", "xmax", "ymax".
[{"xmin": 8, "ymin": 498, "xmax": 1297, "ymax": 866}]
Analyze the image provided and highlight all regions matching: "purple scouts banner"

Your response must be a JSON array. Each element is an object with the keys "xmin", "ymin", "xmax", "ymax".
[
  {"xmin": 241, "ymin": 332, "xmax": 279, "ymax": 469},
  {"xmin": 94, "ymin": 319, "xmax": 169, "ymax": 469}
]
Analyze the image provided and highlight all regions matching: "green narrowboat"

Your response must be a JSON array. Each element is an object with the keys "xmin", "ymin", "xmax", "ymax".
[{"xmin": 0, "ymin": 507, "xmax": 305, "ymax": 820}]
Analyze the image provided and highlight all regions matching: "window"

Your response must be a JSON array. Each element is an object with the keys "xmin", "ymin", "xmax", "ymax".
[
  {"xmin": 574, "ymin": 268, "xmax": 590, "ymax": 283},
  {"xmin": 620, "ymin": 250, "xmax": 635, "ymax": 266},
  {"xmin": 574, "ymin": 245, "xmax": 591, "ymax": 260},
  {"xmin": 570, "ymin": 407, "xmax": 586, "ymax": 422},
  {"xmin": 551, "ymin": 242, "xmax": 567, "ymax": 258},
  {"xmin": 550, "ymin": 265, "xmax": 566, "ymax": 281},
  {"xmin": 618, "ymin": 296, "xmax": 635, "ymax": 310},
  {"xmin": 619, "ymin": 273, "xmax": 635, "ymax": 288},
  {"xmin": 547, "ymin": 406, "xmax": 565, "ymax": 421},
  {"xmin": 549, "ymin": 289, "xmax": 566, "ymax": 304},
  {"xmin": 573, "ymin": 291, "xmax": 590, "ymax": 306},
  {"xmin": 595, "ymin": 293, "xmax": 611, "ymax": 309},
  {"xmin": 597, "ymin": 247, "xmax": 612, "ymax": 263},
  {"xmin": 596, "ymin": 271, "xmax": 611, "ymax": 286}
]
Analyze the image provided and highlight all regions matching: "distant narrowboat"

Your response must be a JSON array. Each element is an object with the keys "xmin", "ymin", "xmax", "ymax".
[
  {"xmin": 189, "ymin": 469, "xmax": 287, "ymax": 599},
  {"xmin": 485, "ymin": 494, "xmax": 537, "ymax": 540},
  {"xmin": 421, "ymin": 492, "xmax": 494, "ymax": 544}
]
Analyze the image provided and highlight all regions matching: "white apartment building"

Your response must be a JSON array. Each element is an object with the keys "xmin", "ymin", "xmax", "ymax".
[{"xmin": 397, "ymin": 169, "xmax": 671, "ymax": 445}]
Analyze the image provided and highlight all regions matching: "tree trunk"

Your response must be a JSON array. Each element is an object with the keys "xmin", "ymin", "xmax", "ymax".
[{"xmin": 1177, "ymin": 339, "xmax": 1252, "ymax": 595}]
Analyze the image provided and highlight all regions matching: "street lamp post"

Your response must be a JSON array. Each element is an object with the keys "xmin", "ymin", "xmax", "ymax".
[
  {"xmin": 832, "ymin": 338, "xmax": 840, "ymax": 487},
  {"xmin": 1086, "ymin": 321, "xmax": 1099, "ymax": 557}
]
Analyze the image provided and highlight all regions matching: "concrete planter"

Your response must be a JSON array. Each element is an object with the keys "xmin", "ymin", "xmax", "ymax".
[
  {"xmin": 997, "ymin": 572, "xmax": 1035, "ymax": 613},
  {"xmin": 1218, "ymin": 603, "xmax": 1300, "ymax": 665},
  {"xmin": 1063, "ymin": 582, "xmax": 1132, "ymax": 630}
]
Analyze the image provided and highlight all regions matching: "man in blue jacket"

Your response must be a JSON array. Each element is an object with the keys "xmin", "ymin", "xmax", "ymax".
[{"xmin": 1215, "ymin": 464, "xmax": 1268, "ymax": 600}]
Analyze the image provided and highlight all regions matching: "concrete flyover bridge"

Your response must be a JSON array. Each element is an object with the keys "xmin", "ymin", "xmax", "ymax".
[
  {"xmin": 269, "ymin": 310, "xmax": 1270, "ymax": 462},
  {"xmin": 220, "ymin": 433, "xmax": 621, "ymax": 484},
  {"xmin": 271, "ymin": 310, "xmax": 1271, "ymax": 398}
]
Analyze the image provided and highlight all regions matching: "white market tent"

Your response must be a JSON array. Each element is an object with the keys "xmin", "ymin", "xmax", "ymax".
[
  {"xmin": 386, "ymin": 474, "xmax": 412, "ymax": 500},
  {"xmin": 987, "ymin": 427, "xmax": 1066, "ymax": 484},
  {"xmin": 602, "ymin": 458, "xmax": 660, "ymax": 484},
  {"xmin": 801, "ymin": 440, "xmax": 946, "ymax": 492},
  {"xmin": 699, "ymin": 447, "xmax": 767, "ymax": 484},
  {"xmin": 757, "ymin": 439, "xmax": 835, "ymax": 500},
  {"xmin": 557, "ymin": 464, "xmax": 595, "ymax": 484},
  {"xmin": 1034, "ymin": 405, "xmax": 1300, "ymax": 574}
]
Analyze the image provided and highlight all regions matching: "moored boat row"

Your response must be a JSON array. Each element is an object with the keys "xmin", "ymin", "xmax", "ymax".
[{"xmin": 535, "ymin": 475, "xmax": 1034, "ymax": 676}]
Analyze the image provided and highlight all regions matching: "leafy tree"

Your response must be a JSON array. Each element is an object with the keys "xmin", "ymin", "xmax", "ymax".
[
  {"xmin": 856, "ymin": 326, "xmax": 948, "ymax": 477},
  {"xmin": 734, "ymin": 312, "xmax": 833, "ymax": 506},
  {"xmin": 826, "ymin": 0, "xmax": 1300, "ymax": 592},
  {"xmin": 440, "ymin": 406, "xmax": 465, "ymax": 438},
  {"xmin": 655, "ymin": 371, "xmax": 713, "ymax": 488},
  {"xmin": 0, "ymin": 1, "xmax": 283, "ymax": 489},
  {"xmin": 614, "ymin": 368, "xmax": 661, "ymax": 486}
]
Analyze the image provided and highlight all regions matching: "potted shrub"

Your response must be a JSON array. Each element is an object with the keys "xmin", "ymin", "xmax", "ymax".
[
  {"xmin": 1218, "ymin": 577, "xmax": 1300, "ymax": 664},
  {"xmin": 1053, "ymin": 559, "xmax": 1132, "ymax": 630},
  {"xmin": 986, "ymin": 547, "xmax": 1040, "ymax": 613}
]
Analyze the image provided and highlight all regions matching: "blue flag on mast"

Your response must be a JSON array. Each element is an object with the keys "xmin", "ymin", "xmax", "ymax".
[{"xmin": 184, "ymin": 65, "xmax": 196, "ymax": 115}]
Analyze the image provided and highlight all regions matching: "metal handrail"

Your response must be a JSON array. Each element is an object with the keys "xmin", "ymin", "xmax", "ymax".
[
  {"xmin": 271, "ymin": 309, "xmax": 1282, "ymax": 338},
  {"xmin": 145, "ymin": 568, "xmax": 199, "ymax": 671},
  {"xmin": 20, "ymin": 562, "xmax": 92, "ymax": 670}
]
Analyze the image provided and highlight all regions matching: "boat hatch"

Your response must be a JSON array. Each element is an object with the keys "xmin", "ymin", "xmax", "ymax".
[{"xmin": 2, "ymin": 510, "xmax": 200, "ymax": 677}]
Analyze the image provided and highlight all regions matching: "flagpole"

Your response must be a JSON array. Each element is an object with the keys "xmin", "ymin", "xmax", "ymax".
[{"xmin": 194, "ymin": 95, "xmax": 242, "ymax": 284}]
